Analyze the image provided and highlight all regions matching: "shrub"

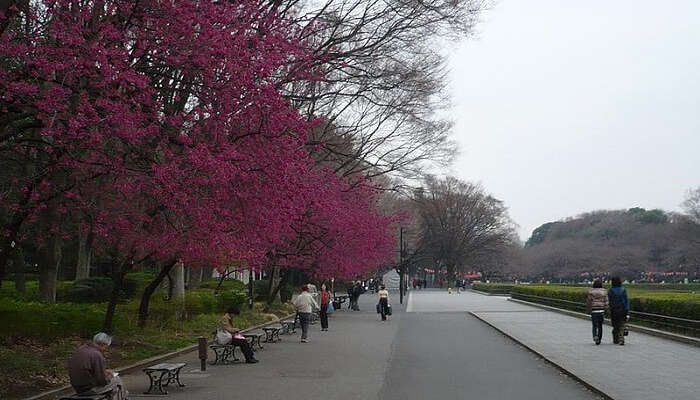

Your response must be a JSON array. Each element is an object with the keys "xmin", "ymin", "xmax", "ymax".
[
  {"xmin": 279, "ymin": 283, "xmax": 294, "ymax": 303},
  {"xmin": 7, "ymin": 273, "xmax": 40, "ymax": 281},
  {"xmin": 64, "ymin": 277, "xmax": 114, "ymax": 303},
  {"xmin": 123, "ymin": 272, "xmax": 156, "ymax": 297},
  {"xmin": 199, "ymin": 278, "xmax": 246, "ymax": 292},
  {"xmin": 1, "ymin": 280, "xmax": 73, "ymax": 302},
  {"xmin": 181, "ymin": 290, "xmax": 214, "ymax": 318},
  {"xmin": 510, "ymin": 285, "xmax": 700, "ymax": 335},
  {"xmin": 472, "ymin": 283, "xmax": 515, "ymax": 294},
  {"xmin": 215, "ymin": 289, "xmax": 247, "ymax": 313},
  {"xmin": 0, "ymin": 298, "xmax": 106, "ymax": 339},
  {"xmin": 253, "ymin": 279, "xmax": 270, "ymax": 301}
]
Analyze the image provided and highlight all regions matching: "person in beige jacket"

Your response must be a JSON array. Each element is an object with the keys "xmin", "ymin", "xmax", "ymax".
[
  {"xmin": 293, "ymin": 285, "xmax": 319, "ymax": 343},
  {"xmin": 219, "ymin": 307, "xmax": 258, "ymax": 363},
  {"xmin": 586, "ymin": 279, "xmax": 609, "ymax": 345}
]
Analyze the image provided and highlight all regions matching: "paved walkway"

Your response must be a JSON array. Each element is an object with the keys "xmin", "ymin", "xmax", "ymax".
[
  {"xmin": 120, "ymin": 296, "xmax": 400, "ymax": 400},
  {"xmin": 115, "ymin": 290, "xmax": 599, "ymax": 399},
  {"xmin": 408, "ymin": 290, "xmax": 700, "ymax": 400}
]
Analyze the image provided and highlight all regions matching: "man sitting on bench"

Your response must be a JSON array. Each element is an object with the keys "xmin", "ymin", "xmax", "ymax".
[
  {"xmin": 66, "ymin": 332, "xmax": 128, "ymax": 399},
  {"xmin": 220, "ymin": 306, "xmax": 259, "ymax": 363}
]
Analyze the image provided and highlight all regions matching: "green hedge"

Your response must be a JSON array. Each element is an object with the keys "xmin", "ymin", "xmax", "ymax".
[
  {"xmin": 0, "ymin": 298, "xmax": 107, "ymax": 338},
  {"xmin": 0, "ymin": 281, "xmax": 74, "ymax": 302},
  {"xmin": 0, "ymin": 285, "xmax": 250, "ymax": 339},
  {"xmin": 510, "ymin": 286, "xmax": 589, "ymax": 311},
  {"xmin": 1, "ymin": 273, "xmax": 154, "ymax": 303},
  {"xmin": 472, "ymin": 283, "xmax": 515, "ymax": 294},
  {"xmin": 510, "ymin": 285, "xmax": 700, "ymax": 336},
  {"xmin": 64, "ymin": 277, "xmax": 115, "ymax": 303}
]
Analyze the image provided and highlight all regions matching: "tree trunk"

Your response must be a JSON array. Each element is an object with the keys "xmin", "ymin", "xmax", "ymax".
[
  {"xmin": 39, "ymin": 234, "xmax": 62, "ymax": 303},
  {"xmin": 75, "ymin": 226, "xmax": 93, "ymax": 280},
  {"xmin": 187, "ymin": 266, "xmax": 203, "ymax": 289},
  {"xmin": 171, "ymin": 261, "xmax": 185, "ymax": 299},
  {"xmin": 103, "ymin": 263, "xmax": 129, "ymax": 334},
  {"xmin": 0, "ymin": 225, "xmax": 21, "ymax": 290},
  {"xmin": 12, "ymin": 246, "xmax": 26, "ymax": 293},
  {"xmin": 265, "ymin": 268, "xmax": 289, "ymax": 310},
  {"xmin": 265, "ymin": 265, "xmax": 282, "ymax": 306},
  {"xmin": 202, "ymin": 266, "xmax": 213, "ymax": 283},
  {"xmin": 138, "ymin": 261, "xmax": 176, "ymax": 328}
]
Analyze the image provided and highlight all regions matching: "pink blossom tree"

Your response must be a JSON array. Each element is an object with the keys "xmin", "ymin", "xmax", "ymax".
[{"xmin": 1, "ymin": 0, "xmax": 401, "ymax": 331}]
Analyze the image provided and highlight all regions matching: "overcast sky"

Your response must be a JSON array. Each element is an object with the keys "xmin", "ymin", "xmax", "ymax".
[{"xmin": 447, "ymin": 0, "xmax": 700, "ymax": 241}]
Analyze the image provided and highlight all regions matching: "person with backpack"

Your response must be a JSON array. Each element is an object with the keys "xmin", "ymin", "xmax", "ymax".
[
  {"xmin": 586, "ymin": 279, "xmax": 608, "ymax": 345},
  {"xmin": 608, "ymin": 276, "xmax": 630, "ymax": 345}
]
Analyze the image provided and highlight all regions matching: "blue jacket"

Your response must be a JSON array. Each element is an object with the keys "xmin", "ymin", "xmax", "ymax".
[{"xmin": 608, "ymin": 287, "xmax": 629, "ymax": 313}]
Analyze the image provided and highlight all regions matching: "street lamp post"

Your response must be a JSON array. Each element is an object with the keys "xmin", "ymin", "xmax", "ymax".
[
  {"xmin": 248, "ymin": 268, "xmax": 254, "ymax": 310},
  {"xmin": 399, "ymin": 227, "xmax": 406, "ymax": 305}
]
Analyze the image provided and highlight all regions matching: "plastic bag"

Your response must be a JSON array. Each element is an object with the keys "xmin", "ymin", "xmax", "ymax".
[
  {"xmin": 216, "ymin": 329, "xmax": 232, "ymax": 345},
  {"xmin": 326, "ymin": 303, "xmax": 334, "ymax": 315},
  {"xmin": 386, "ymin": 304, "xmax": 392, "ymax": 316}
]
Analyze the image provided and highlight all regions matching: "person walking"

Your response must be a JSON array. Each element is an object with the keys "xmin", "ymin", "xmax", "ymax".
[
  {"xmin": 347, "ymin": 281, "xmax": 355, "ymax": 310},
  {"xmin": 608, "ymin": 276, "xmax": 630, "ymax": 345},
  {"xmin": 352, "ymin": 281, "xmax": 362, "ymax": 311},
  {"xmin": 319, "ymin": 284, "xmax": 331, "ymax": 332},
  {"xmin": 377, "ymin": 285, "xmax": 390, "ymax": 321},
  {"xmin": 586, "ymin": 279, "xmax": 609, "ymax": 345},
  {"xmin": 293, "ymin": 285, "xmax": 319, "ymax": 343}
]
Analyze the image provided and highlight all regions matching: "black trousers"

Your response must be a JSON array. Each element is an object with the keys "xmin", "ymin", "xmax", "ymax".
[
  {"xmin": 379, "ymin": 297, "xmax": 388, "ymax": 320},
  {"xmin": 611, "ymin": 313, "xmax": 626, "ymax": 343},
  {"xmin": 320, "ymin": 305, "xmax": 329, "ymax": 329},
  {"xmin": 591, "ymin": 312, "xmax": 604, "ymax": 340},
  {"xmin": 232, "ymin": 338, "xmax": 255, "ymax": 361}
]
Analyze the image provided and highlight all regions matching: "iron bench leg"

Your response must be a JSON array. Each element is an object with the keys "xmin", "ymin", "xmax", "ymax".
[{"xmin": 144, "ymin": 370, "xmax": 169, "ymax": 395}]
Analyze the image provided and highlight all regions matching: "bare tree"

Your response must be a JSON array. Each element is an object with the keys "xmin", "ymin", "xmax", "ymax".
[
  {"xmin": 415, "ymin": 176, "xmax": 517, "ymax": 280},
  {"xmin": 279, "ymin": 0, "xmax": 489, "ymax": 182},
  {"xmin": 682, "ymin": 186, "xmax": 700, "ymax": 223}
]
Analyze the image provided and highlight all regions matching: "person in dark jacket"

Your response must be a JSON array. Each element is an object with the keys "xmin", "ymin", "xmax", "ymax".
[
  {"xmin": 586, "ymin": 279, "xmax": 609, "ymax": 345},
  {"xmin": 608, "ymin": 276, "xmax": 630, "ymax": 345},
  {"xmin": 351, "ymin": 281, "xmax": 362, "ymax": 311},
  {"xmin": 67, "ymin": 332, "xmax": 128, "ymax": 399}
]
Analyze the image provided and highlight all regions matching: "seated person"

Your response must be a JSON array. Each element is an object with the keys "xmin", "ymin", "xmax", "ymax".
[
  {"xmin": 220, "ymin": 306, "xmax": 259, "ymax": 363},
  {"xmin": 67, "ymin": 332, "xmax": 128, "ymax": 400}
]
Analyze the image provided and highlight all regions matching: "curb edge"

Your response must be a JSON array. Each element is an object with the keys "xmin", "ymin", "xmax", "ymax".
[
  {"xmin": 468, "ymin": 311, "xmax": 613, "ymax": 400},
  {"xmin": 508, "ymin": 298, "xmax": 700, "ymax": 348},
  {"xmin": 22, "ymin": 313, "xmax": 296, "ymax": 400}
]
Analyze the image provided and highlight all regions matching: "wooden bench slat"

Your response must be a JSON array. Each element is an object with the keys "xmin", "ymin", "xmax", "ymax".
[{"xmin": 145, "ymin": 362, "xmax": 186, "ymax": 371}]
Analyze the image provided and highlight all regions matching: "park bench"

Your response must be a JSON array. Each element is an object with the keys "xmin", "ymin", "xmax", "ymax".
[
  {"xmin": 332, "ymin": 294, "xmax": 348, "ymax": 310},
  {"xmin": 209, "ymin": 343, "xmax": 240, "ymax": 364},
  {"xmin": 143, "ymin": 362, "xmax": 186, "ymax": 395},
  {"xmin": 280, "ymin": 320, "xmax": 296, "ymax": 334},
  {"xmin": 262, "ymin": 326, "xmax": 282, "ymax": 342},
  {"xmin": 59, "ymin": 390, "xmax": 113, "ymax": 400},
  {"xmin": 242, "ymin": 332, "xmax": 264, "ymax": 350}
]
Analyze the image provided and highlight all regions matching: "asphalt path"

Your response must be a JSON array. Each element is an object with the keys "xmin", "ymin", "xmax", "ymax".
[
  {"xmin": 383, "ymin": 290, "xmax": 600, "ymax": 400},
  {"xmin": 119, "ymin": 289, "xmax": 599, "ymax": 399}
]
